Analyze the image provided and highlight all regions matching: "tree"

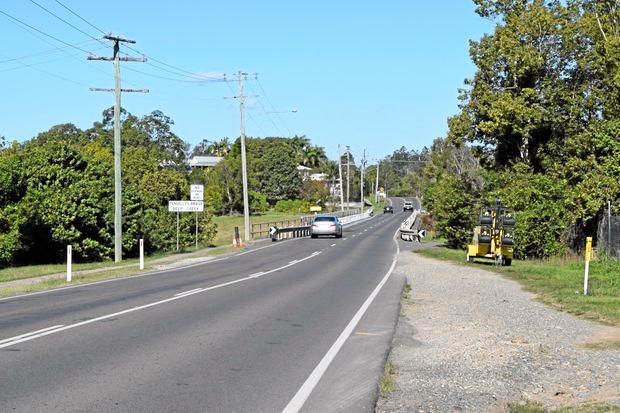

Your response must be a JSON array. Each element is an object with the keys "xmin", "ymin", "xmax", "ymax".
[{"xmin": 191, "ymin": 138, "xmax": 231, "ymax": 157}]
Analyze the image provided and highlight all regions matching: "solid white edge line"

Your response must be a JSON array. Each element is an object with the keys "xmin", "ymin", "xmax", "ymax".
[
  {"xmin": 0, "ymin": 324, "xmax": 64, "ymax": 345},
  {"xmin": 282, "ymin": 226, "xmax": 401, "ymax": 413},
  {"xmin": 0, "ymin": 235, "xmax": 314, "ymax": 304},
  {"xmin": 0, "ymin": 252, "xmax": 323, "ymax": 350}
]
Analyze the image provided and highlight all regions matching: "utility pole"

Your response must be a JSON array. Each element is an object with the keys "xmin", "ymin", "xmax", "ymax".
[
  {"xmin": 360, "ymin": 149, "xmax": 366, "ymax": 207},
  {"xmin": 338, "ymin": 144, "xmax": 344, "ymax": 212},
  {"xmin": 89, "ymin": 34, "xmax": 148, "ymax": 262},
  {"xmin": 375, "ymin": 160, "xmax": 380, "ymax": 202},
  {"xmin": 236, "ymin": 71, "xmax": 251, "ymax": 242},
  {"xmin": 346, "ymin": 146, "xmax": 351, "ymax": 211}
]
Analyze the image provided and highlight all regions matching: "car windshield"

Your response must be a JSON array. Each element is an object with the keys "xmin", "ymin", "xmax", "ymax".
[{"xmin": 314, "ymin": 216, "xmax": 336, "ymax": 222}]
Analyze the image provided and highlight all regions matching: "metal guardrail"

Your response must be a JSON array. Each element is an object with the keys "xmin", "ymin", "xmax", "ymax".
[
  {"xmin": 269, "ymin": 225, "xmax": 311, "ymax": 241},
  {"xmin": 250, "ymin": 208, "xmax": 363, "ymax": 240},
  {"xmin": 400, "ymin": 209, "xmax": 422, "ymax": 241},
  {"xmin": 268, "ymin": 208, "xmax": 374, "ymax": 242}
]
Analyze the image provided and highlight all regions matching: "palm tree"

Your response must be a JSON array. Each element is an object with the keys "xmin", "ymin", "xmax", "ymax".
[{"xmin": 304, "ymin": 145, "xmax": 327, "ymax": 168}]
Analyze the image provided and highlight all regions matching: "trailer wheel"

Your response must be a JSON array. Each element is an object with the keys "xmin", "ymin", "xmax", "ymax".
[
  {"xmin": 503, "ymin": 258, "xmax": 512, "ymax": 266},
  {"xmin": 466, "ymin": 254, "xmax": 474, "ymax": 263}
]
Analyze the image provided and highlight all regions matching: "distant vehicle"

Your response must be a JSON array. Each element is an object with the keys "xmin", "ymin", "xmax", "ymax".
[
  {"xmin": 384, "ymin": 205, "xmax": 394, "ymax": 213},
  {"xmin": 403, "ymin": 201, "xmax": 414, "ymax": 211},
  {"xmin": 310, "ymin": 215, "xmax": 343, "ymax": 238}
]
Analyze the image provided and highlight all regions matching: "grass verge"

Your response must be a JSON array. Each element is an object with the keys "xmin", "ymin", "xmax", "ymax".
[
  {"xmin": 416, "ymin": 246, "xmax": 620, "ymax": 326},
  {"xmin": 508, "ymin": 400, "xmax": 619, "ymax": 412},
  {"xmin": 0, "ymin": 244, "xmax": 234, "ymax": 284},
  {"xmin": 581, "ymin": 340, "xmax": 620, "ymax": 350},
  {"xmin": 379, "ymin": 360, "xmax": 398, "ymax": 396},
  {"xmin": 0, "ymin": 244, "xmax": 236, "ymax": 297}
]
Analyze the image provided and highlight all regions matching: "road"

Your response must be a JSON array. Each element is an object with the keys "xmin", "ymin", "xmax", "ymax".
[{"xmin": 0, "ymin": 197, "xmax": 419, "ymax": 412}]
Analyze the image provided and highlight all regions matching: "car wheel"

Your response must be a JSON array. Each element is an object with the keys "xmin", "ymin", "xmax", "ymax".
[
  {"xmin": 311, "ymin": 234, "xmax": 317, "ymax": 239},
  {"xmin": 504, "ymin": 258, "xmax": 512, "ymax": 266}
]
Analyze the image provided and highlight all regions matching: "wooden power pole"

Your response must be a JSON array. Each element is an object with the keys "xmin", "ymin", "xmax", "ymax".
[{"xmin": 88, "ymin": 34, "xmax": 148, "ymax": 262}]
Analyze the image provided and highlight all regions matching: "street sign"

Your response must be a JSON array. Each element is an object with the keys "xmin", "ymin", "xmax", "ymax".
[
  {"xmin": 168, "ymin": 200, "xmax": 204, "ymax": 212},
  {"xmin": 310, "ymin": 206, "xmax": 322, "ymax": 212},
  {"xmin": 190, "ymin": 184, "xmax": 204, "ymax": 201},
  {"xmin": 418, "ymin": 229, "xmax": 426, "ymax": 238}
]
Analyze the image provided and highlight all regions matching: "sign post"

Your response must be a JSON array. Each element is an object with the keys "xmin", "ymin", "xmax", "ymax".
[
  {"xmin": 191, "ymin": 185, "xmax": 204, "ymax": 249},
  {"xmin": 584, "ymin": 237, "xmax": 592, "ymax": 295},
  {"xmin": 169, "ymin": 200, "xmax": 204, "ymax": 252}
]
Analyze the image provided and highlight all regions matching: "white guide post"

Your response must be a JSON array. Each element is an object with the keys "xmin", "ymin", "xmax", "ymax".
[
  {"xmin": 139, "ymin": 238, "xmax": 144, "ymax": 270},
  {"xmin": 66, "ymin": 245, "xmax": 72, "ymax": 282}
]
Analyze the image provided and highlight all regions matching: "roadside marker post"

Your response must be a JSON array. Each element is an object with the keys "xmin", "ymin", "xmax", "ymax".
[
  {"xmin": 66, "ymin": 245, "xmax": 72, "ymax": 282},
  {"xmin": 139, "ymin": 239, "xmax": 144, "ymax": 270},
  {"xmin": 583, "ymin": 237, "xmax": 592, "ymax": 295}
]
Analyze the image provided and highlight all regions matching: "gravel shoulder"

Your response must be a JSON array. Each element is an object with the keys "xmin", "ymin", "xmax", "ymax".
[{"xmin": 376, "ymin": 250, "xmax": 619, "ymax": 412}]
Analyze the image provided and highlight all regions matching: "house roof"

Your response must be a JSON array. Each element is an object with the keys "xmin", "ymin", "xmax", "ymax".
[{"xmin": 188, "ymin": 156, "xmax": 224, "ymax": 167}]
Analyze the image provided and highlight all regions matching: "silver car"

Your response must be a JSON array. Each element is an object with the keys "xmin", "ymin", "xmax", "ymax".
[{"xmin": 310, "ymin": 215, "xmax": 343, "ymax": 238}]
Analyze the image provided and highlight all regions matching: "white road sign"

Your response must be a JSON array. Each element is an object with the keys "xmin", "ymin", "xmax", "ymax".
[
  {"xmin": 190, "ymin": 184, "xmax": 204, "ymax": 201},
  {"xmin": 168, "ymin": 200, "xmax": 204, "ymax": 212}
]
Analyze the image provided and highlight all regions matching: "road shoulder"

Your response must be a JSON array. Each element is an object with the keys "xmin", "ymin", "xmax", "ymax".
[
  {"xmin": 300, "ymin": 260, "xmax": 406, "ymax": 412},
  {"xmin": 376, "ymin": 251, "xmax": 619, "ymax": 412}
]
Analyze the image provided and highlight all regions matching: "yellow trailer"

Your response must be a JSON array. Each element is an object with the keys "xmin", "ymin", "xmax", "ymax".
[{"xmin": 466, "ymin": 200, "xmax": 515, "ymax": 266}]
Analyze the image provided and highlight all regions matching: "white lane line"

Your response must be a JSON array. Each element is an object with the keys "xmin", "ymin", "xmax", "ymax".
[
  {"xmin": 248, "ymin": 271, "xmax": 265, "ymax": 278},
  {"xmin": 0, "ymin": 325, "xmax": 64, "ymax": 345},
  {"xmin": 289, "ymin": 260, "xmax": 299, "ymax": 265},
  {"xmin": 342, "ymin": 238, "xmax": 348, "ymax": 241},
  {"xmin": 283, "ymin": 227, "xmax": 401, "ymax": 413},
  {"xmin": 330, "ymin": 244, "xmax": 336, "ymax": 247},
  {"xmin": 173, "ymin": 288, "xmax": 203, "ymax": 297},
  {"xmin": 0, "ymin": 252, "xmax": 323, "ymax": 350}
]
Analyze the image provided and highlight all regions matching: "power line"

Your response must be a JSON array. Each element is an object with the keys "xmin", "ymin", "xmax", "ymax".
[
  {"xmin": 123, "ymin": 44, "xmax": 208, "ymax": 79},
  {"xmin": 53, "ymin": 0, "xmax": 106, "ymax": 35},
  {"xmin": 0, "ymin": 9, "xmax": 112, "ymax": 81},
  {"xmin": 0, "ymin": 9, "xmax": 93, "ymax": 54},
  {"xmin": 122, "ymin": 65, "xmax": 226, "ymax": 83},
  {"xmin": 0, "ymin": 46, "xmax": 106, "ymax": 73},
  {"xmin": 255, "ymin": 77, "xmax": 293, "ymax": 136},
  {"xmin": 0, "ymin": 39, "xmax": 98, "ymax": 64},
  {"xmin": 0, "ymin": 52, "xmax": 88, "ymax": 87},
  {"xmin": 247, "ymin": 82, "xmax": 283, "ymax": 135},
  {"xmin": 41, "ymin": 0, "xmax": 222, "ymax": 85},
  {"xmin": 27, "ymin": 0, "xmax": 109, "ymax": 48}
]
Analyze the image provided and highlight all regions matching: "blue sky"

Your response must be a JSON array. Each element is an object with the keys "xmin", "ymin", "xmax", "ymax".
[{"xmin": 1, "ymin": 1, "xmax": 493, "ymax": 162}]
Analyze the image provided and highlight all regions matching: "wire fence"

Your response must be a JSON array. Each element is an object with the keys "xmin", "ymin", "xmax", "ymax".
[{"xmin": 597, "ymin": 214, "xmax": 620, "ymax": 258}]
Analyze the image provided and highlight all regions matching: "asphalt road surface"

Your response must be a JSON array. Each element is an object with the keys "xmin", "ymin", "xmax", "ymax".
[{"xmin": 0, "ymin": 197, "xmax": 419, "ymax": 412}]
